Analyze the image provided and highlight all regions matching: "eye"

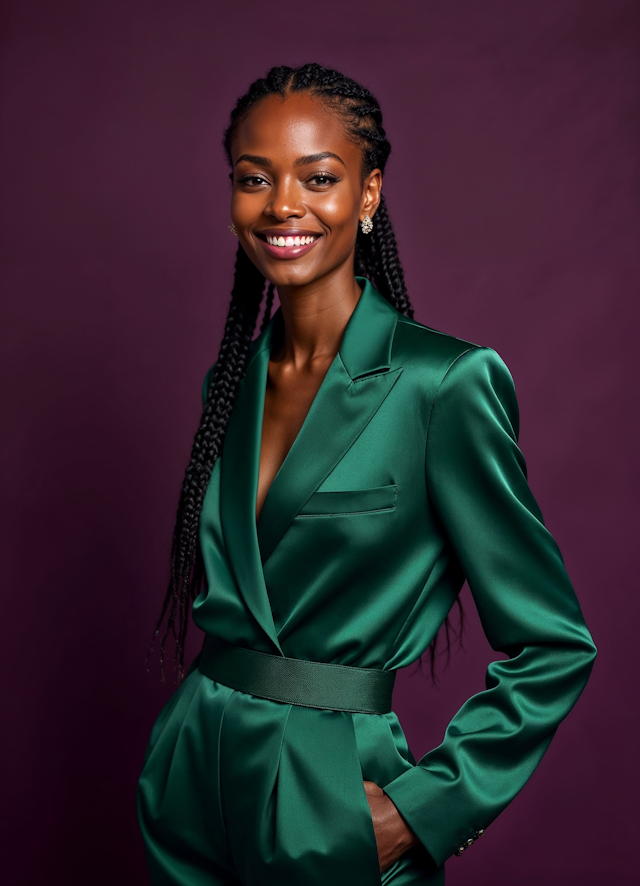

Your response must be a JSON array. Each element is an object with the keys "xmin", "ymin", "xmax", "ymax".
[
  {"xmin": 237, "ymin": 174, "xmax": 269, "ymax": 187},
  {"xmin": 307, "ymin": 172, "xmax": 339, "ymax": 188}
]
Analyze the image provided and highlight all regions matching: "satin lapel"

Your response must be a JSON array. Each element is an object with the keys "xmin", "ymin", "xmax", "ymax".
[
  {"xmin": 257, "ymin": 359, "xmax": 403, "ymax": 564},
  {"xmin": 219, "ymin": 336, "xmax": 283, "ymax": 652}
]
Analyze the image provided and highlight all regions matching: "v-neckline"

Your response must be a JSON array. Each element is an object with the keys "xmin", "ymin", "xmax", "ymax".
[
  {"xmin": 215, "ymin": 275, "xmax": 400, "ymax": 640},
  {"xmin": 255, "ymin": 347, "xmax": 341, "ymax": 530}
]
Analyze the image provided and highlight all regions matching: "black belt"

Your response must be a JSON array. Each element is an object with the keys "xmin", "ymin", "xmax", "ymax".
[{"xmin": 198, "ymin": 638, "xmax": 395, "ymax": 714}]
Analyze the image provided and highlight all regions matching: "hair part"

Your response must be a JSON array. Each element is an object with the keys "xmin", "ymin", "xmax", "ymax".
[
  {"xmin": 147, "ymin": 63, "xmax": 463, "ymax": 684},
  {"xmin": 223, "ymin": 64, "xmax": 391, "ymax": 182}
]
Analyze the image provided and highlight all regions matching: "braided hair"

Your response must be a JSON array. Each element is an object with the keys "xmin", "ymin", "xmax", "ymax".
[{"xmin": 147, "ymin": 63, "xmax": 462, "ymax": 683}]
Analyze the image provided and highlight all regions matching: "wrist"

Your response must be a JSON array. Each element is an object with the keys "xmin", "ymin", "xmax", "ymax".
[{"xmin": 387, "ymin": 794, "xmax": 419, "ymax": 851}]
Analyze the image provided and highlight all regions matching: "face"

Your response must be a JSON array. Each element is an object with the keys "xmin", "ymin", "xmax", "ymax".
[{"xmin": 229, "ymin": 92, "xmax": 381, "ymax": 290}]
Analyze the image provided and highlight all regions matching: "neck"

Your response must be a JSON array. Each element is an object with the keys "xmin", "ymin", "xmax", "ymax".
[{"xmin": 274, "ymin": 263, "xmax": 363, "ymax": 369}]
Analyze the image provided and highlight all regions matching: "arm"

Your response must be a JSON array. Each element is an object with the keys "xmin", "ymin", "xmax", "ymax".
[{"xmin": 383, "ymin": 347, "xmax": 597, "ymax": 867}]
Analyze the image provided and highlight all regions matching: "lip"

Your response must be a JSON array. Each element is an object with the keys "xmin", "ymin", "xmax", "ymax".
[{"xmin": 254, "ymin": 228, "xmax": 323, "ymax": 261}]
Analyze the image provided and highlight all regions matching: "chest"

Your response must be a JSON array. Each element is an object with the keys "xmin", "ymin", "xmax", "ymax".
[{"xmin": 256, "ymin": 359, "xmax": 333, "ymax": 520}]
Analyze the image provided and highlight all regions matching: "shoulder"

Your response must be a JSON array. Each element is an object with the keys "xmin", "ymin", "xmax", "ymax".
[
  {"xmin": 391, "ymin": 315, "xmax": 518, "ymax": 430},
  {"xmin": 392, "ymin": 314, "xmax": 479, "ymax": 371},
  {"xmin": 391, "ymin": 314, "xmax": 513, "ymax": 388}
]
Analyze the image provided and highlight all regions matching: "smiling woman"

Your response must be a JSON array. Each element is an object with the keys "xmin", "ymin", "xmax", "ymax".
[
  {"xmin": 136, "ymin": 64, "xmax": 596, "ymax": 886},
  {"xmin": 231, "ymin": 96, "xmax": 377, "ymax": 291}
]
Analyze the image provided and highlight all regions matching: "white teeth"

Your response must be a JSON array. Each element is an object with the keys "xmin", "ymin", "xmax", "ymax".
[{"xmin": 266, "ymin": 234, "xmax": 317, "ymax": 247}]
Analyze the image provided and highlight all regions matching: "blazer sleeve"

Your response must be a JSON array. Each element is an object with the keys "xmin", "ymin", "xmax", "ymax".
[{"xmin": 382, "ymin": 346, "xmax": 597, "ymax": 867}]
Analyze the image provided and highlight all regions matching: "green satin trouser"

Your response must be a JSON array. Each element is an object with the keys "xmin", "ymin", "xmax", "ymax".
[{"xmin": 136, "ymin": 653, "xmax": 444, "ymax": 885}]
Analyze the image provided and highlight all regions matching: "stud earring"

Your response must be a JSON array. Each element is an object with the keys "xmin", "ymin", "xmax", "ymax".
[
  {"xmin": 360, "ymin": 215, "xmax": 373, "ymax": 234},
  {"xmin": 228, "ymin": 223, "xmax": 237, "ymax": 237}
]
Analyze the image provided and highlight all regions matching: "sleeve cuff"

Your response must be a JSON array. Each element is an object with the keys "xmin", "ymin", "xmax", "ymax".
[{"xmin": 383, "ymin": 766, "xmax": 487, "ymax": 868}]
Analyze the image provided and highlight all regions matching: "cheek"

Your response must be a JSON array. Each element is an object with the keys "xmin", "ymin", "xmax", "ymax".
[
  {"xmin": 231, "ymin": 191, "xmax": 255, "ymax": 223},
  {"xmin": 315, "ymin": 190, "xmax": 360, "ymax": 231}
]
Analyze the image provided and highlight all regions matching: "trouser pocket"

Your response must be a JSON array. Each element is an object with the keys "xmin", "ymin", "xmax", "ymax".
[{"xmin": 242, "ymin": 704, "xmax": 383, "ymax": 886}]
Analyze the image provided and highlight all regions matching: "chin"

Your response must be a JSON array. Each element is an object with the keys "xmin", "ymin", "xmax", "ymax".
[{"xmin": 260, "ymin": 262, "xmax": 324, "ymax": 289}]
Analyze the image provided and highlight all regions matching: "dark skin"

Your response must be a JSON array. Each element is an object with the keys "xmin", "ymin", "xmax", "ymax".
[{"xmin": 229, "ymin": 92, "xmax": 419, "ymax": 873}]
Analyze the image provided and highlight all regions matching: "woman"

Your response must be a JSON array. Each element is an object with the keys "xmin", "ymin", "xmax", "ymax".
[{"xmin": 137, "ymin": 64, "xmax": 596, "ymax": 886}]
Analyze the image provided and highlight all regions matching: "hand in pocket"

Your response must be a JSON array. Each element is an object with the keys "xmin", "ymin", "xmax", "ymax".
[{"xmin": 363, "ymin": 780, "xmax": 420, "ymax": 873}]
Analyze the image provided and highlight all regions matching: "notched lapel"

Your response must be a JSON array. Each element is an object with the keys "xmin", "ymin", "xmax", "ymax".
[
  {"xmin": 257, "ymin": 361, "xmax": 403, "ymax": 564},
  {"xmin": 257, "ymin": 279, "xmax": 404, "ymax": 565},
  {"xmin": 219, "ymin": 277, "xmax": 403, "ymax": 640}
]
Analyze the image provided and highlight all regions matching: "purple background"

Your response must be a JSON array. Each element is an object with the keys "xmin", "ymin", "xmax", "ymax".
[{"xmin": 2, "ymin": 1, "xmax": 638, "ymax": 883}]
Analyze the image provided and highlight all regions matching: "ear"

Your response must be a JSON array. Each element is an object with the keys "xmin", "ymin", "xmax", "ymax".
[{"xmin": 360, "ymin": 169, "xmax": 382, "ymax": 220}]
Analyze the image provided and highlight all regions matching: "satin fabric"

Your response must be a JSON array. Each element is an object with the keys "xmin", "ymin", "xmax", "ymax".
[{"xmin": 137, "ymin": 278, "xmax": 596, "ymax": 885}]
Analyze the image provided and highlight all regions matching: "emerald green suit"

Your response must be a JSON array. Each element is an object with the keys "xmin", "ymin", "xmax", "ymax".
[{"xmin": 137, "ymin": 278, "xmax": 596, "ymax": 885}]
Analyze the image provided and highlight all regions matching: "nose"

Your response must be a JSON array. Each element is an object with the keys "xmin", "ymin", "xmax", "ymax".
[{"xmin": 265, "ymin": 176, "xmax": 304, "ymax": 221}]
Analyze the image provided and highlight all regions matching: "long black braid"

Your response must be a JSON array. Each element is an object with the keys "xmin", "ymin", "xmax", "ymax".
[{"xmin": 147, "ymin": 63, "xmax": 463, "ymax": 683}]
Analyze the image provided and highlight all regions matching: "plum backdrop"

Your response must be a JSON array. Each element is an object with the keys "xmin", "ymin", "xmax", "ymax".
[{"xmin": 2, "ymin": 1, "xmax": 638, "ymax": 884}]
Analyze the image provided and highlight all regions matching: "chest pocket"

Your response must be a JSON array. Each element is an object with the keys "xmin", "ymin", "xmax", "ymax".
[{"xmin": 298, "ymin": 484, "xmax": 398, "ymax": 517}]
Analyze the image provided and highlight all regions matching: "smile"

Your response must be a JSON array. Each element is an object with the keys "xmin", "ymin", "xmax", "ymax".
[
  {"xmin": 266, "ymin": 234, "xmax": 317, "ymax": 246},
  {"xmin": 256, "ymin": 230, "xmax": 322, "ymax": 260}
]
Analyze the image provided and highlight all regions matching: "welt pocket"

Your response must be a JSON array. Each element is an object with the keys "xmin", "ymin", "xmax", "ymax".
[{"xmin": 298, "ymin": 484, "xmax": 398, "ymax": 517}]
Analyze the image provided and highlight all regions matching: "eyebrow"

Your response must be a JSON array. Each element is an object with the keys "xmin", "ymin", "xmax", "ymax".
[
  {"xmin": 234, "ymin": 154, "xmax": 271, "ymax": 167},
  {"xmin": 234, "ymin": 151, "xmax": 346, "ymax": 168},
  {"xmin": 295, "ymin": 152, "xmax": 346, "ymax": 168}
]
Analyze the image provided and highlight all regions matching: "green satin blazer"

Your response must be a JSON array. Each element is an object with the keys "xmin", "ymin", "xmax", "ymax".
[{"xmin": 190, "ymin": 276, "xmax": 596, "ymax": 868}]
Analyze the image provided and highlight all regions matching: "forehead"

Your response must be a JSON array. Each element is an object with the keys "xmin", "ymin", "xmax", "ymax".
[{"xmin": 230, "ymin": 92, "xmax": 361, "ymax": 167}]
